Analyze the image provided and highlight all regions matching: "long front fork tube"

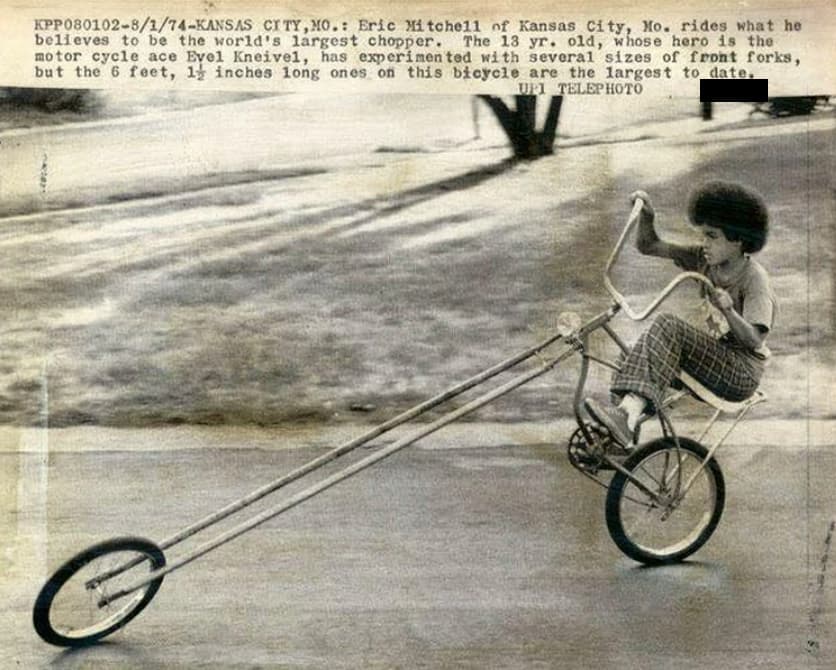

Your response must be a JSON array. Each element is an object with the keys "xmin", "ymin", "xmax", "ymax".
[
  {"xmin": 98, "ymin": 345, "xmax": 579, "ymax": 607},
  {"xmin": 88, "ymin": 328, "xmax": 570, "ymax": 590}
]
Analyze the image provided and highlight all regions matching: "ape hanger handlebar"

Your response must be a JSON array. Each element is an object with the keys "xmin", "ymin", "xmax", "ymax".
[{"xmin": 603, "ymin": 198, "xmax": 715, "ymax": 322}]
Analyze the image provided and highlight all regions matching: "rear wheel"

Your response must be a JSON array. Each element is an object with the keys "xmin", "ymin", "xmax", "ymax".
[
  {"xmin": 605, "ymin": 438, "xmax": 724, "ymax": 565},
  {"xmin": 33, "ymin": 537, "xmax": 165, "ymax": 647}
]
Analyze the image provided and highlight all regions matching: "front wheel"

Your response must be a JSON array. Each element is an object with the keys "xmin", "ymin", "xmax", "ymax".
[
  {"xmin": 606, "ymin": 438, "xmax": 725, "ymax": 565},
  {"xmin": 33, "ymin": 536, "xmax": 165, "ymax": 647}
]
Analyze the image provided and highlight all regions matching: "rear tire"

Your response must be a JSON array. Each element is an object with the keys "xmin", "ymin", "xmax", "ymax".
[
  {"xmin": 605, "ymin": 438, "xmax": 724, "ymax": 565},
  {"xmin": 33, "ymin": 536, "xmax": 165, "ymax": 647}
]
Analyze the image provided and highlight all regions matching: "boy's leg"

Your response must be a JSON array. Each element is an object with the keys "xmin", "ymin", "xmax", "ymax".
[
  {"xmin": 612, "ymin": 313, "xmax": 761, "ymax": 409},
  {"xmin": 588, "ymin": 313, "xmax": 762, "ymax": 445}
]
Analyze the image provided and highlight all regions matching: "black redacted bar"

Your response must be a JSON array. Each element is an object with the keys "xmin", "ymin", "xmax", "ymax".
[{"xmin": 700, "ymin": 78, "xmax": 768, "ymax": 101}]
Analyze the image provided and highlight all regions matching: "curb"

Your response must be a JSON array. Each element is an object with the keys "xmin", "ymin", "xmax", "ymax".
[{"xmin": 2, "ymin": 419, "xmax": 832, "ymax": 454}]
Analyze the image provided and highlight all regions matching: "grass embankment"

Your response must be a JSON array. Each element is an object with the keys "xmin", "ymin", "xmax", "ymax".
[{"xmin": 0, "ymin": 118, "xmax": 831, "ymax": 427}]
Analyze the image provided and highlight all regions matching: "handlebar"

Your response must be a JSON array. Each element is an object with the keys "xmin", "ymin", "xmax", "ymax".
[{"xmin": 603, "ymin": 198, "xmax": 715, "ymax": 321}]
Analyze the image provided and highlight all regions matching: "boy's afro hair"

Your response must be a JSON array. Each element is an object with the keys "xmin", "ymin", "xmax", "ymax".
[{"xmin": 687, "ymin": 180, "xmax": 769, "ymax": 253}]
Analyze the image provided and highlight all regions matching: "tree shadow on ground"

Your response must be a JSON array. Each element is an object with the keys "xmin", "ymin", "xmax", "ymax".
[{"xmin": 319, "ymin": 157, "xmax": 518, "ymax": 237}]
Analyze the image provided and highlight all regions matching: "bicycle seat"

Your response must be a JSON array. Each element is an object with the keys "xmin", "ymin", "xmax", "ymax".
[{"xmin": 678, "ymin": 371, "xmax": 767, "ymax": 413}]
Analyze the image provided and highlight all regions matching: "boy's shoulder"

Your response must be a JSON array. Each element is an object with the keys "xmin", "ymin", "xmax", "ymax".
[
  {"xmin": 744, "ymin": 257, "xmax": 772, "ymax": 285},
  {"xmin": 741, "ymin": 258, "xmax": 776, "ymax": 305}
]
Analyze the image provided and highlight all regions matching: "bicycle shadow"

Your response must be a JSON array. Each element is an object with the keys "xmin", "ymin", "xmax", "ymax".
[
  {"xmin": 615, "ymin": 559, "xmax": 729, "ymax": 590},
  {"xmin": 49, "ymin": 638, "xmax": 157, "ymax": 668}
]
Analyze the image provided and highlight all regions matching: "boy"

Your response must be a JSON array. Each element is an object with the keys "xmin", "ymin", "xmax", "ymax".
[{"xmin": 585, "ymin": 181, "xmax": 776, "ymax": 447}]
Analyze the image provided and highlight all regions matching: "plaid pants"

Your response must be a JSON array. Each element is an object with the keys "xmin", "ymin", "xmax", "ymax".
[{"xmin": 611, "ymin": 313, "xmax": 764, "ymax": 411}]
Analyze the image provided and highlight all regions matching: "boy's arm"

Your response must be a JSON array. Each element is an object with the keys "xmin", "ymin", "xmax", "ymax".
[
  {"xmin": 710, "ymin": 288, "xmax": 768, "ymax": 350},
  {"xmin": 711, "ymin": 267, "xmax": 774, "ymax": 352},
  {"xmin": 631, "ymin": 191, "xmax": 696, "ymax": 262}
]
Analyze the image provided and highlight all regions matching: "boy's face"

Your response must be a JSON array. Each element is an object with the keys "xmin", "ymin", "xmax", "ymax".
[{"xmin": 701, "ymin": 225, "xmax": 742, "ymax": 266}]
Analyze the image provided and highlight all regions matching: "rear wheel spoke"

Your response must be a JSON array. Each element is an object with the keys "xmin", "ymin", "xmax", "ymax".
[{"xmin": 606, "ymin": 438, "xmax": 725, "ymax": 565}]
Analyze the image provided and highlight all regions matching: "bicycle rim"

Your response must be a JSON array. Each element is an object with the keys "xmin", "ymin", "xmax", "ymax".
[
  {"xmin": 613, "ymin": 441, "xmax": 721, "ymax": 562},
  {"xmin": 34, "ymin": 537, "xmax": 165, "ymax": 647}
]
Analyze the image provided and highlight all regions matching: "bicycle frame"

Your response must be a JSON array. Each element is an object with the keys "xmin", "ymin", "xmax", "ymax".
[
  {"xmin": 90, "ymin": 198, "xmax": 743, "ymax": 605},
  {"xmin": 561, "ymin": 313, "xmax": 722, "ymax": 506}
]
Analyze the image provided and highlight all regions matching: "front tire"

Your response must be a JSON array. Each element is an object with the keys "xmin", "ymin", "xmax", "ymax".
[
  {"xmin": 33, "ymin": 536, "xmax": 165, "ymax": 647},
  {"xmin": 605, "ymin": 438, "xmax": 725, "ymax": 565}
]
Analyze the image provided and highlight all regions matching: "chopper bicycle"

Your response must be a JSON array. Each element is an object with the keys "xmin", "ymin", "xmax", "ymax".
[{"xmin": 32, "ymin": 198, "xmax": 765, "ymax": 647}]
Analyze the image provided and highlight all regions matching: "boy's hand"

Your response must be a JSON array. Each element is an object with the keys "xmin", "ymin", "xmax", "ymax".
[
  {"xmin": 709, "ymin": 287, "xmax": 734, "ymax": 312},
  {"xmin": 630, "ymin": 190, "xmax": 655, "ymax": 219}
]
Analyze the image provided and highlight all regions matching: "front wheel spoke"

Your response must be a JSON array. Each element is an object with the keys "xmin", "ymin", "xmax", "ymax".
[{"xmin": 36, "ymin": 540, "xmax": 166, "ymax": 647}]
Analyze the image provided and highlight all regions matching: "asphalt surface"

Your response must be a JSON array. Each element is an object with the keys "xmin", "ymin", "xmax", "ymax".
[{"xmin": 2, "ymin": 425, "xmax": 834, "ymax": 669}]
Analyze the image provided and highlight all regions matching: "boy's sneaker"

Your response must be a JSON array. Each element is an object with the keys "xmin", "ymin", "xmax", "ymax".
[{"xmin": 584, "ymin": 398, "xmax": 634, "ymax": 449}]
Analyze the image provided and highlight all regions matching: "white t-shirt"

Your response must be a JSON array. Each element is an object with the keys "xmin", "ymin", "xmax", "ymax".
[{"xmin": 671, "ymin": 247, "xmax": 776, "ymax": 359}]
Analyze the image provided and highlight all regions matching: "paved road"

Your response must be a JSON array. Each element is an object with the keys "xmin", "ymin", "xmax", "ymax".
[{"xmin": 2, "ymin": 427, "xmax": 834, "ymax": 669}]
